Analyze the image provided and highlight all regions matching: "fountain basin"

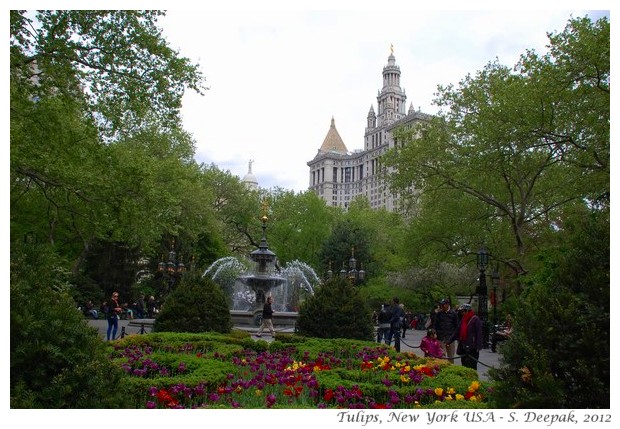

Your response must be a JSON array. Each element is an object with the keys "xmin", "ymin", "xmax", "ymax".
[{"xmin": 230, "ymin": 310, "xmax": 299, "ymax": 328}]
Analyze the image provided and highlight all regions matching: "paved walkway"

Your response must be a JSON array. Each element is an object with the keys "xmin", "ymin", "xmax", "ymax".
[{"xmin": 87, "ymin": 319, "xmax": 501, "ymax": 381}]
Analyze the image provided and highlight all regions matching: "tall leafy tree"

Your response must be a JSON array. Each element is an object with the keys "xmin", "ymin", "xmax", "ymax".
[
  {"xmin": 346, "ymin": 197, "xmax": 409, "ymax": 273},
  {"xmin": 11, "ymin": 10, "xmax": 208, "ymax": 276},
  {"xmin": 200, "ymin": 163, "xmax": 262, "ymax": 257},
  {"xmin": 264, "ymin": 188, "xmax": 336, "ymax": 270},
  {"xmin": 384, "ymin": 16, "xmax": 609, "ymax": 274},
  {"xmin": 10, "ymin": 10, "xmax": 206, "ymax": 140}
]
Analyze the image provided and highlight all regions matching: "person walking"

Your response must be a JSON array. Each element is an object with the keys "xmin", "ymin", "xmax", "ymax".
[
  {"xmin": 434, "ymin": 298, "xmax": 459, "ymax": 362},
  {"xmin": 376, "ymin": 303, "xmax": 392, "ymax": 343},
  {"xmin": 452, "ymin": 303, "xmax": 483, "ymax": 370},
  {"xmin": 255, "ymin": 296, "xmax": 276, "ymax": 338},
  {"xmin": 106, "ymin": 291, "xmax": 122, "ymax": 341},
  {"xmin": 388, "ymin": 297, "xmax": 405, "ymax": 352}
]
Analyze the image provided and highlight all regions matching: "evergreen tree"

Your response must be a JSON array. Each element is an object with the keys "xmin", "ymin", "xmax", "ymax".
[
  {"xmin": 11, "ymin": 241, "xmax": 124, "ymax": 408},
  {"xmin": 296, "ymin": 277, "xmax": 374, "ymax": 340},
  {"xmin": 153, "ymin": 270, "xmax": 233, "ymax": 334},
  {"xmin": 489, "ymin": 209, "xmax": 609, "ymax": 408}
]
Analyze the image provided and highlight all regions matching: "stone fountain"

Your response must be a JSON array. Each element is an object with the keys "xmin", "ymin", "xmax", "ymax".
[{"xmin": 203, "ymin": 213, "xmax": 318, "ymax": 327}]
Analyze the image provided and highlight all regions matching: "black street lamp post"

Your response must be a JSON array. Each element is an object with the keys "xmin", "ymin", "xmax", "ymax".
[
  {"xmin": 477, "ymin": 247, "xmax": 489, "ymax": 348},
  {"xmin": 158, "ymin": 240, "xmax": 185, "ymax": 295},
  {"xmin": 491, "ymin": 268, "xmax": 500, "ymax": 328},
  {"xmin": 336, "ymin": 246, "xmax": 365, "ymax": 285}
]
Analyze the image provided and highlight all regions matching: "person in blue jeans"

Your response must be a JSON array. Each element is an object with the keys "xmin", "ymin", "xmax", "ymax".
[
  {"xmin": 388, "ymin": 297, "xmax": 405, "ymax": 351},
  {"xmin": 106, "ymin": 291, "xmax": 122, "ymax": 341}
]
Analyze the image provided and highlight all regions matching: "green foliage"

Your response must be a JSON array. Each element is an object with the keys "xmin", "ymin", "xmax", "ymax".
[
  {"xmin": 153, "ymin": 270, "xmax": 233, "ymax": 334},
  {"xmin": 10, "ymin": 242, "xmax": 125, "ymax": 408},
  {"xmin": 200, "ymin": 164, "xmax": 262, "ymax": 257},
  {"xmin": 10, "ymin": 10, "xmax": 221, "ymax": 287},
  {"xmin": 265, "ymin": 189, "xmax": 336, "ymax": 269},
  {"xmin": 296, "ymin": 277, "xmax": 374, "ymax": 340},
  {"xmin": 319, "ymin": 217, "xmax": 372, "ymax": 278},
  {"xmin": 360, "ymin": 263, "xmax": 474, "ymax": 317},
  {"xmin": 11, "ymin": 10, "xmax": 206, "ymax": 139},
  {"xmin": 420, "ymin": 364, "xmax": 479, "ymax": 392},
  {"xmin": 383, "ymin": 16, "xmax": 609, "ymax": 274},
  {"xmin": 488, "ymin": 210, "xmax": 609, "ymax": 408},
  {"xmin": 346, "ymin": 201, "xmax": 410, "ymax": 273}
]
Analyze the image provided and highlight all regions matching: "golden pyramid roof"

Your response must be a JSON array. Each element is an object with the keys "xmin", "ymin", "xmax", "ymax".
[{"xmin": 319, "ymin": 117, "xmax": 348, "ymax": 154}]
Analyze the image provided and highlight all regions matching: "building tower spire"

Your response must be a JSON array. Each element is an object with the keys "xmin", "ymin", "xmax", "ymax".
[{"xmin": 377, "ymin": 44, "xmax": 407, "ymax": 127}]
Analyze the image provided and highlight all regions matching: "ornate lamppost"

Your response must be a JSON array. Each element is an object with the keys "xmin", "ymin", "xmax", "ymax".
[
  {"xmin": 326, "ymin": 260, "xmax": 333, "ymax": 280},
  {"xmin": 157, "ymin": 240, "xmax": 185, "ymax": 295},
  {"xmin": 491, "ymin": 268, "xmax": 500, "ymax": 328},
  {"xmin": 476, "ymin": 247, "xmax": 489, "ymax": 348},
  {"xmin": 339, "ymin": 246, "xmax": 365, "ymax": 285}
]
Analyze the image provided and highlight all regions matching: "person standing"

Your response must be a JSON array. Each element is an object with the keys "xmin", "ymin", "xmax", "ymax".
[
  {"xmin": 388, "ymin": 297, "xmax": 405, "ymax": 352},
  {"xmin": 106, "ymin": 291, "xmax": 122, "ymax": 341},
  {"xmin": 135, "ymin": 294, "xmax": 146, "ymax": 319},
  {"xmin": 491, "ymin": 314, "xmax": 513, "ymax": 352},
  {"xmin": 427, "ymin": 303, "xmax": 440, "ymax": 329},
  {"xmin": 452, "ymin": 303, "xmax": 483, "ymax": 370},
  {"xmin": 147, "ymin": 295, "xmax": 157, "ymax": 318},
  {"xmin": 419, "ymin": 328, "xmax": 444, "ymax": 358},
  {"xmin": 401, "ymin": 309, "xmax": 411, "ymax": 338},
  {"xmin": 434, "ymin": 298, "xmax": 459, "ymax": 362},
  {"xmin": 255, "ymin": 296, "xmax": 276, "ymax": 338}
]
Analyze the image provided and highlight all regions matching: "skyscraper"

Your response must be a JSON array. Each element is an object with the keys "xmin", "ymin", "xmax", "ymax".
[{"xmin": 307, "ymin": 50, "xmax": 431, "ymax": 212}]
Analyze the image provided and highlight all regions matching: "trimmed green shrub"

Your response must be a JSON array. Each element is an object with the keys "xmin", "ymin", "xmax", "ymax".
[
  {"xmin": 153, "ymin": 271, "xmax": 233, "ymax": 334},
  {"xmin": 10, "ymin": 242, "xmax": 124, "ymax": 408},
  {"xmin": 296, "ymin": 277, "xmax": 374, "ymax": 340}
]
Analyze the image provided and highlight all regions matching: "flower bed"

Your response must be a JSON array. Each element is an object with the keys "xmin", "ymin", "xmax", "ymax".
[{"xmin": 108, "ymin": 331, "xmax": 490, "ymax": 409}]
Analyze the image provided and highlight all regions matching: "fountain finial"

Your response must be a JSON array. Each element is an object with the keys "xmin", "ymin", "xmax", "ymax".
[
  {"xmin": 261, "ymin": 200, "xmax": 269, "ymax": 221},
  {"xmin": 251, "ymin": 200, "xmax": 276, "ymax": 274}
]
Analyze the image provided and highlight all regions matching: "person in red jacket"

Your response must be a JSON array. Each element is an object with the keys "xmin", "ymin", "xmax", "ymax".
[{"xmin": 451, "ymin": 303, "xmax": 483, "ymax": 370}]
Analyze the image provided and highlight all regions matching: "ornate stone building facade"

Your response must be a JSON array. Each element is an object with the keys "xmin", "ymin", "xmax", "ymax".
[{"xmin": 307, "ymin": 51, "xmax": 431, "ymax": 212}]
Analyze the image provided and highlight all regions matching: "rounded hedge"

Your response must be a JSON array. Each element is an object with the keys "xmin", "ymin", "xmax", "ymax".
[{"xmin": 153, "ymin": 270, "xmax": 233, "ymax": 334}]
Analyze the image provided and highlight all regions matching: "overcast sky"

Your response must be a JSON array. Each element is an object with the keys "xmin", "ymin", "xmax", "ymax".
[{"xmin": 157, "ymin": 6, "xmax": 609, "ymax": 193}]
